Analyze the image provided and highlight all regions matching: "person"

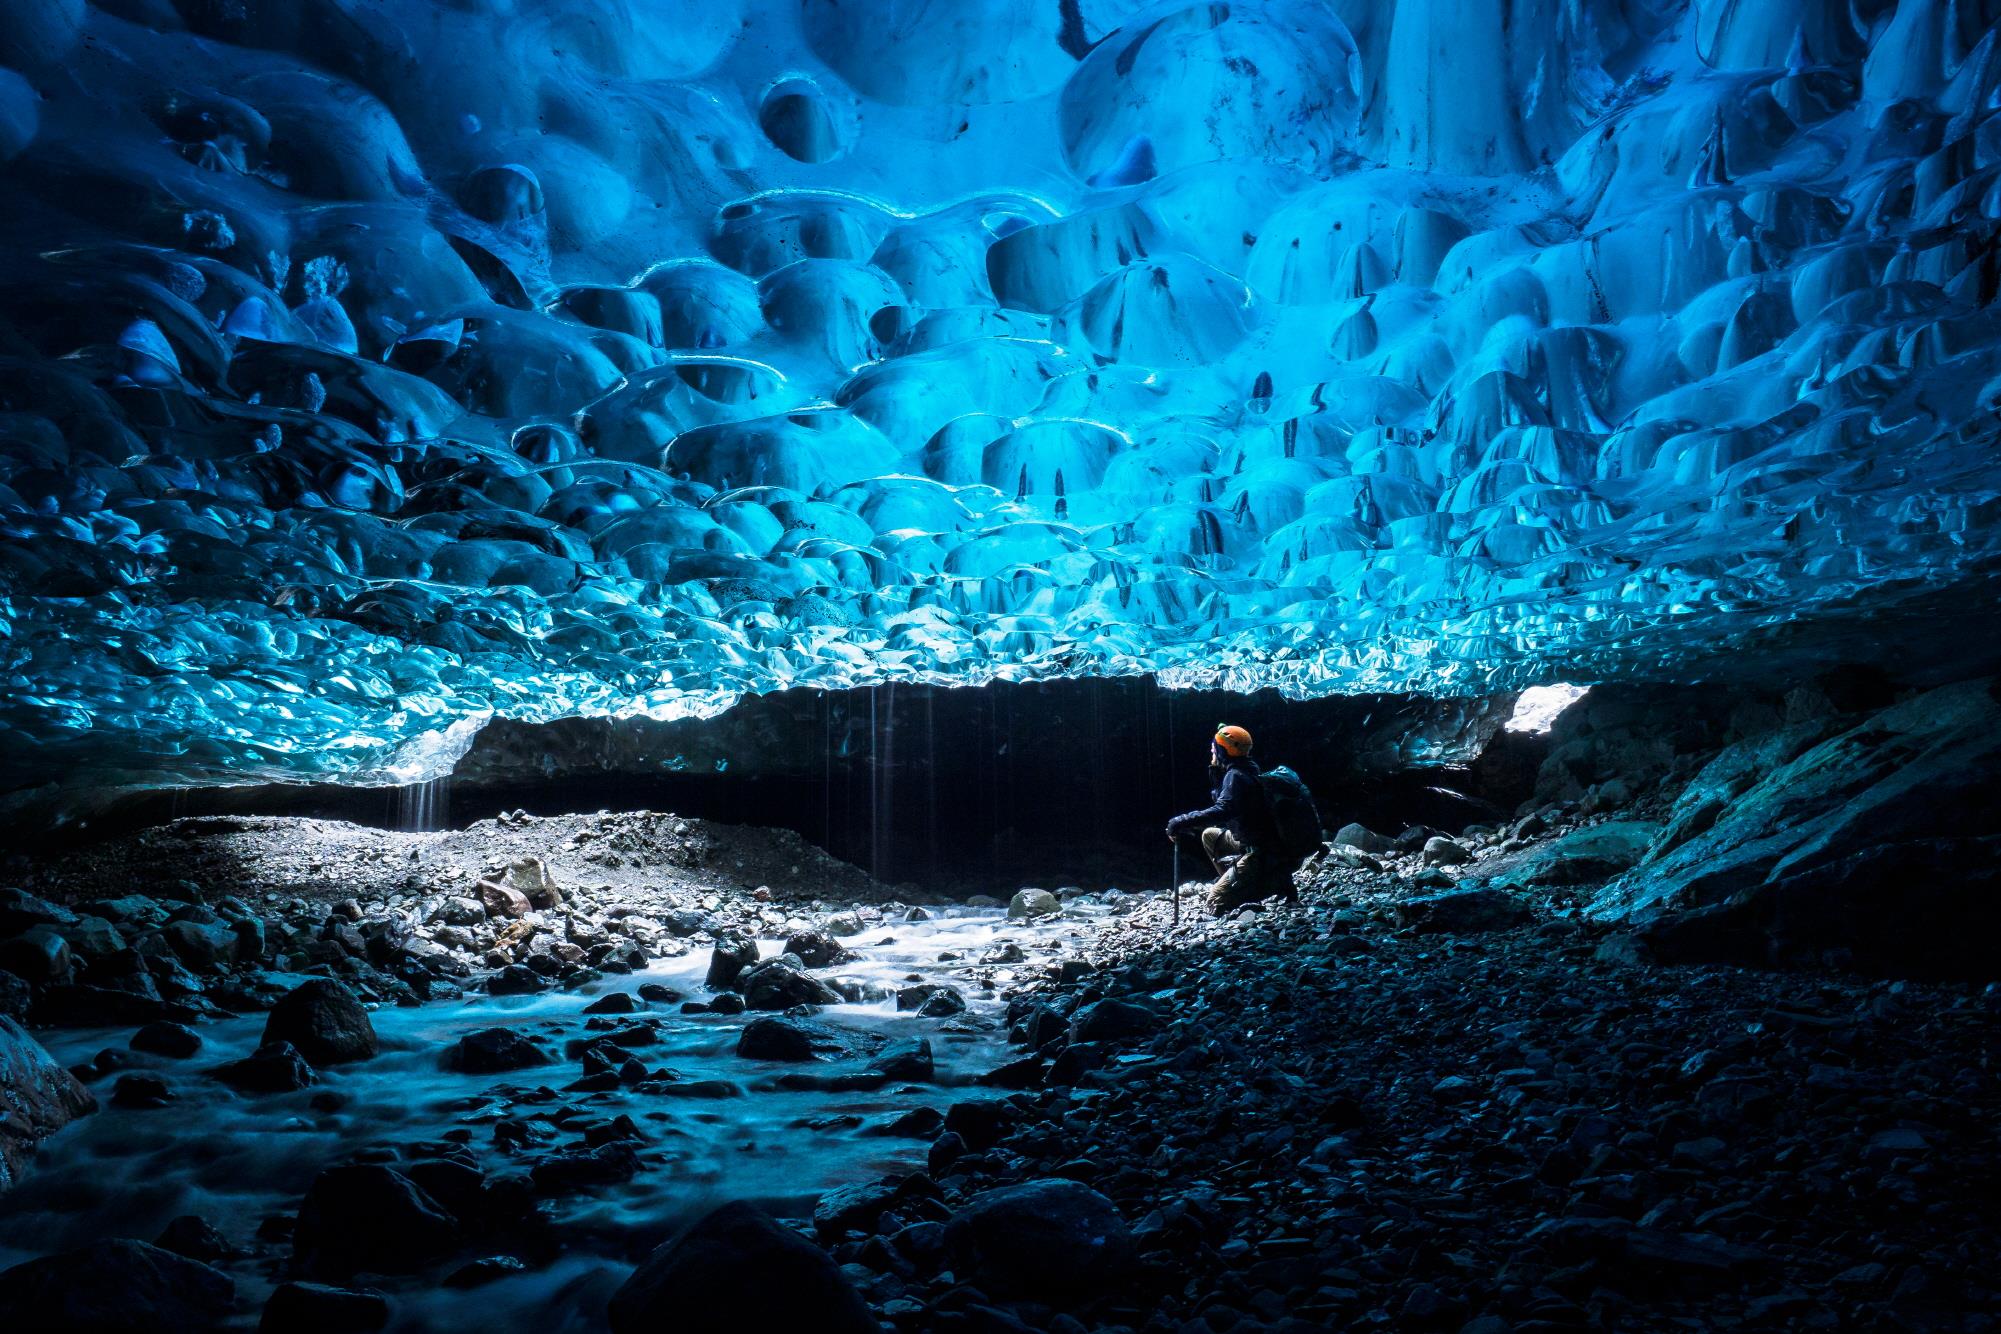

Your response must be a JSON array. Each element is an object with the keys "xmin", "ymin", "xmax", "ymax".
[{"xmin": 1165, "ymin": 724, "xmax": 1297, "ymax": 915}]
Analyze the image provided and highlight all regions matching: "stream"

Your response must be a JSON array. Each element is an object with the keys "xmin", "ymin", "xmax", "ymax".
[{"xmin": 0, "ymin": 905, "xmax": 1106, "ymax": 1329}]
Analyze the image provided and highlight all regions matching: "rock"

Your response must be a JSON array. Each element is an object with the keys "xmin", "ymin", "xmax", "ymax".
[
  {"xmin": 60, "ymin": 916, "xmax": 126, "ymax": 959},
  {"xmin": 0, "ymin": 889, "xmax": 76, "ymax": 936},
  {"xmin": 155, "ymin": 1215, "xmax": 231, "ymax": 1264},
  {"xmin": 33, "ymin": 983, "xmax": 176, "ymax": 1027},
  {"xmin": 1508, "ymin": 820, "xmax": 1659, "ymax": 887},
  {"xmin": 813, "ymin": 1172, "xmax": 939, "ymax": 1239},
  {"xmin": 0, "ymin": 1015, "xmax": 98, "ymax": 1190},
  {"xmin": 636, "ymin": 982, "xmax": 679, "ymax": 1003},
  {"xmin": 1395, "ymin": 888, "xmax": 1534, "ymax": 934},
  {"xmin": 530, "ymin": 1142, "xmax": 641, "ymax": 1193},
  {"xmin": 213, "ymin": 1042, "xmax": 316, "ymax": 1094},
  {"xmin": 870, "ymin": 1038, "xmax": 933, "ymax": 1082},
  {"xmin": 294, "ymin": 1164, "xmax": 458, "ymax": 1276},
  {"xmin": 446, "ymin": 1027, "xmax": 548, "ymax": 1073},
  {"xmin": 502, "ymin": 857, "xmax": 563, "ymax": 910},
  {"xmin": 476, "ymin": 880, "xmax": 531, "ymax": 919},
  {"xmin": 1008, "ymin": 888, "xmax": 1061, "ymax": 920},
  {"xmin": 0, "ymin": 970, "xmax": 27, "ymax": 1020},
  {"xmin": 1422, "ymin": 836, "xmax": 1474, "ymax": 866},
  {"xmin": 582, "ymin": 991, "xmax": 636, "ymax": 1015},
  {"xmin": 487, "ymin": 964, "xmax": 543, "ymax": 995},
  {"xmin": 704, "ymin": 930, "xmax": 760, "ymax": 990},
  {"xmin": 113, "ymin": 1072, "xmax": 175, "ymax": 1108},
  {"xmin": 445, "ymin": 1256, "xmax": 526, "ymax": 1288},
  {"xmin": 944, "ymin": 1178, "xmax": 1134, "ymax": 1304},
  {"xmin": 0, "ymin": 1239, "xmax": 234, "ymax": 1332},
  {"xmin": 0, "ymin": 926, "xmax": 71, "ymax": 983},
  {"xmin": 259, "ymin": 1281, "xmax": 390, "ymax": 1333},
  {"xmin": 131, "ymin": 1021, "xmax": 202, "ymax": 1059},
  {"xmin": 737, "ymin": 1016, "xmax": 817, "ymax": 1061},
  {"xmin": 607, "ymin": 1200, "xmax": 876, "ymax": 1334},
  {"xmin": 896, "ymin": 983, "xmax": 966, "ymax": 1017},
  {"xmin": 781, "ymin": 929, "xmax": 851, "ymax": 967},
  {"xmin": 163, "ymin": 919, "xmax": 238, "ymax": 970},
  {"xmin": 741, "ymin": 958, "xmax": 841, "ymax": 1010},
  {"xmin": 436, "ymin": 897, "xmax": 486, "ymax": 927},
  {"xmin": 263, "ymin": 979, "xmax": 378, "ymax": 1065},
  {"xmin": 1069, "ymin": 998, "xmax": 1156, "ymax": 1044},
  {"xmin": 1333, "ymin": 822, "xmax": 1397, "ymax": 854}
]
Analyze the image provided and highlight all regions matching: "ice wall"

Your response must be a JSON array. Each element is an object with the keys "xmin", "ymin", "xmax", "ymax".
[{"xmin": 2, "ymin": 0, "xmax": 1999, "ymax": 797}]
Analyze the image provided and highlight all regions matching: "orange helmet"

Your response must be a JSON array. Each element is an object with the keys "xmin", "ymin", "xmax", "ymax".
[{"xmin": 1213, "ymin": 724, "xmax": 1253, "ymax": 758}]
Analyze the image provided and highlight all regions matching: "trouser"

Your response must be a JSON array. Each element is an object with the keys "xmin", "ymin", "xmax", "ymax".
[{"xmin": 1199, "ymin": 827, "xmax": 1298, "ymax": 915}]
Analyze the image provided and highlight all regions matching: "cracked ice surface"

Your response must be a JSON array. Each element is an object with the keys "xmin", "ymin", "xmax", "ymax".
[{"xmin": 2, "ymin": 0, "xmax": 2000, "ymax": 794}]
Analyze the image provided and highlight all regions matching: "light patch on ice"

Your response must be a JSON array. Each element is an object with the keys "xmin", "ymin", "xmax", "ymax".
[{"xmin": 1505, "ymin": 685, "xmax": 1590, "ymax": 735}]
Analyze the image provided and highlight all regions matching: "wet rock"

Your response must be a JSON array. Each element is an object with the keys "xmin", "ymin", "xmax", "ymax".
[
  {"xmin": 608, "ymin": 1200, "xmax": 876, "ymax": 1334},
  {"xmin": 813, "ymin": 1171, "xmax": 940, "ymax": 1239},
  {"xmin": 781, "ymin": 929, "xmax": 851, "ymax": 967},
  {"xmin": 704, "ymin": 930, "xmax": 760, "ymax": 990},
  {"xmin": 1068, "ymin": 997, "xmax": 1156, "ymax": 1044},
  {"xmin": 1508, "ymin": 820, "xmax": 1658, "ymax": 886},
  {"xmin": 33, "ymin": 983, "xmax": 177, "ymax": 1027},
  {"xmin": 895, "ymin": 982, "xmax": 966, "ymax": 1017},
  {"xmin": 0, "ymin": 1239, "xmax": 234, "ymax": 1332},
  {"xmin": 130, "ymin": 1020, "xmax": 202, "ymax": 1059},
  {"xmin": 113, "ymin": 1072, "xmax": 175, "ymax": 1108},
  {"xmin": 1395, "ymin": 887, "xmax": 1533, "ymax": 933},
  {"xmin": 294, "ymin": 1165, "xmax": 458, "ymax": 1275},
  {"xmin": 446, "ymin": 1027, "xmax": 548, "ymax": 1073},
  {"xmin": 636, "ymin": 982, "xmax": 679, "ymax": 1003},
  {"xmin": 155, "ymin": 1214, "xmax": 231, "ymax": 1264},
  {"xmin": 530, "ymin": 1142, "xmax": 641, "ymax": 1193},
  {"xmin": 1009, "ymin": 888, "xmax": 1061, "ymax": 920},
  {"xmin": 582, "ymin": 990, "xmax": 637, "ymax": 1015},
  {"xmin": 944, "ymin": 1178, "xmax": 1134, "ymax": 1304},
  {"xmin": 214, "ymin": 1041, "xmax": 316, "ymax": 1094},
  {"xmin": 737, "ymin": 1016, "xmax": 817, "ymax": 1061},
  {"xmin": 163, "ymin": 920, "xmax": 238, "ymax": 970},
  {"xmin": 870, "ymin": 1037, "xmax": 934, "ymax": 1082},
  {"xmin": 445, "ymin": 1255, "xmax": 526, "ymax": 1287},
  {"xmin": 263, "ymin": 979, "xmax": 378, "ymax": 1065},
  {"xmin": 487, "ymin": 964, "xmax": 543, "ymax": 995},
  {"xmin": 0, "ymin": 926, "xmax": 71, "ymax": 983},
  {"xmin": 0, "ymin": 970, "xmax": 27, "ymax": 1020},
  {"xmin": 741, "ymin": 957, "xmax": 841, "ymax": 1010},
  {"xmin": 60, "ymin": 916, "xmax": 127, "ymax": 960},
  {"xmin": 0, "ymin": 1015, "xmax": 97, "ymax": 1190},
  {"xmin": 259, "ymin": 1280, "xmax": 390, "ymax": 1333}
]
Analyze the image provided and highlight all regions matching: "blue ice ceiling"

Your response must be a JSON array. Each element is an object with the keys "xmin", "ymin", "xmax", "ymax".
[{"xmin": 2, "ymin": 0, "xmax": 2000, "ymax": 794}]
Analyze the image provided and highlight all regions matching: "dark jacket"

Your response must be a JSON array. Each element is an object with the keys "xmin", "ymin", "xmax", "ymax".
[{"xmin": 1168, "ymin": 756, "xmax": 1276, "ymax": 847}]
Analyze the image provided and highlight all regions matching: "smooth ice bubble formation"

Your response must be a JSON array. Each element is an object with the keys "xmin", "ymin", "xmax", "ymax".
[{"xmin": 2, "ymin": 0, "xmax": 2000, "ymax": 799}]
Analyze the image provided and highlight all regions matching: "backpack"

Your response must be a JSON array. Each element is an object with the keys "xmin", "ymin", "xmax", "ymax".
[{"xmin": 1259, "ymin": 766, "xmax": 1324, "ymax": 860}]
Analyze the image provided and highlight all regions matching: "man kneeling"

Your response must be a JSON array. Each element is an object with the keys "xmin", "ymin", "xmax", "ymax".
[{"xmin": 1165, "ymin": 724, "xmax": 1299, "ymax": 916}]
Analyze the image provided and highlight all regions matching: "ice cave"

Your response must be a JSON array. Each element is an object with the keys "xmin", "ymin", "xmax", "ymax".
[{"xmin": 0, "ymin": 0, "xmax": 1998, "ymax": 1329}]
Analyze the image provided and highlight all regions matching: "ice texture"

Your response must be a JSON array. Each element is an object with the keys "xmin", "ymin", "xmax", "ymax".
[{"xmin": 2, "ymin": 0, "xmax": 2000, "ymax": 794}]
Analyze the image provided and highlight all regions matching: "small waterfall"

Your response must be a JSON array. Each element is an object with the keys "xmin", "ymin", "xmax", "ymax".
[{"xmin": 394, "ymin": 775, "xmax": 452, "ymax": 833}]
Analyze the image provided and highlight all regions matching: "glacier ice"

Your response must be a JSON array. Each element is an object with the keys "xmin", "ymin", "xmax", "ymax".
[{"xmin": 2, "ymin": 0, "xmax": 2000, "ymax": 797}]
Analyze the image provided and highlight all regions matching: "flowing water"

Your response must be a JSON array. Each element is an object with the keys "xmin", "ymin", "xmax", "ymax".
[{"xmin": 0, "ymin": 906, "xmax": 1106, "ymax": 1329}]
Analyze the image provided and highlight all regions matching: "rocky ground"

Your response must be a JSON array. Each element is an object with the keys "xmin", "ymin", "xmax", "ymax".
[{"xmin": 0, "ymin": 802, "xmax": 1996, "ymax": 1332}]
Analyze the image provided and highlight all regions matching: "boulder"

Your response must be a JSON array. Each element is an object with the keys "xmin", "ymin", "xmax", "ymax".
[
  {"xmin": 476, "ymin": 880, "xmax": 531, "ymax": 919},
  {"xmin": 1008, "ymin": 888, "xmax": 1060, "ymax": 920},
  {"xmin": 0, "ymin": 1015, "xmax": 97, "ymax": 1191},
  {"xmin": 259, "ymin": 1281, "xmax": 389, "ymax": 1333},
  {"xmin": 0, "ymin": 888, "xmax": 76, "ymax": 936},
  {"xmin": 163, "ymin": 920, "xmax": 238, "ymax": 970},
  {"xmin": 154, "ymin": 1215, "xmax": 230, "ymax": 1263},
  {"xmin": 1506, "ymin": 820, "xmax": 1659, "ymax": 887},
  {"xmin": 60, "ymin": 916, "xmax": 126, "ymax": 959},
  {"xmin": 0, "ymin": 1239, "xmax": 234, "ymax": 1332},
  {"xmin": 943, "ymin": 1178, "xmax": 1134, "ymax": 1304},
  {"xmin": 870, "ymin": 1037, "xmax": 934, "ymax": 1082},
  {"xmin": 780, "ymin": 929, "xmax": 850, "ymax": 967},
  {"xmin": 813, "ymin": 1172, "xmax": 939, "ymax": 1239},
  {"xmin": 1395, "ymin": 888, "xmax": 1534, "ymax": 934},
  {"xmin": 582, "ymin": 991, "xmax": 636, "ymax": 1015},
  {"xmin": 1422, "ymin": 836, "xmax": 1473, "ymax": 866},
  {"xmin": 1333, "ymin": 823, "xmax": 1397, "ymax": 854},
  {"xmin": 502, "ymin": 857, "xmax": 563, "ymax": 910},
  {"xmin": 445, "ymin": 1027, "xmax": 548, "ymax": 1073},
  {"xmin": 895, "ymin": 983, "xmax": 966, "ymax": 1018},
  {"xmin": 213, "ymin": 1041, "xmax": 316, "ymax": 1094},
  {"xmin": 1069, "ymin": 998, "xmax": 1157, "ymax": 1044},
  {"xmin": 704, "ymin": 930, "xmax": 760, "ymax": 990},
  {"xmin": 740, "ymin": 958, "xmax": 841, "ymax": 1010},
  {"xmin": 293, "ymin": 1164, "xmax": 458, "ymax": 1276},
  {"xmin": 607, "ymin": 1201, "xmax": 876, "ymax": 1334},
  {"xmin": 263, "ymin": 979, "xmax": 378, "ymax": 1065},
  {"xmin": 736, "ymin": 1016, "xmax": 816, "ymax": 1061},
  {"xmin": 0, "ymin": 926, "xmax": 71, "ymax": 983},
  {"xmin": 131, "ymin": 1021, "xmax": 203, "ymax": 1059}
]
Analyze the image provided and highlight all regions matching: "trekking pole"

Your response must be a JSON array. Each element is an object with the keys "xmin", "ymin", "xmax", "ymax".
[{"xmin": 1171, "ymin": 841, "xmax": 1181, "ymax": 926}]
